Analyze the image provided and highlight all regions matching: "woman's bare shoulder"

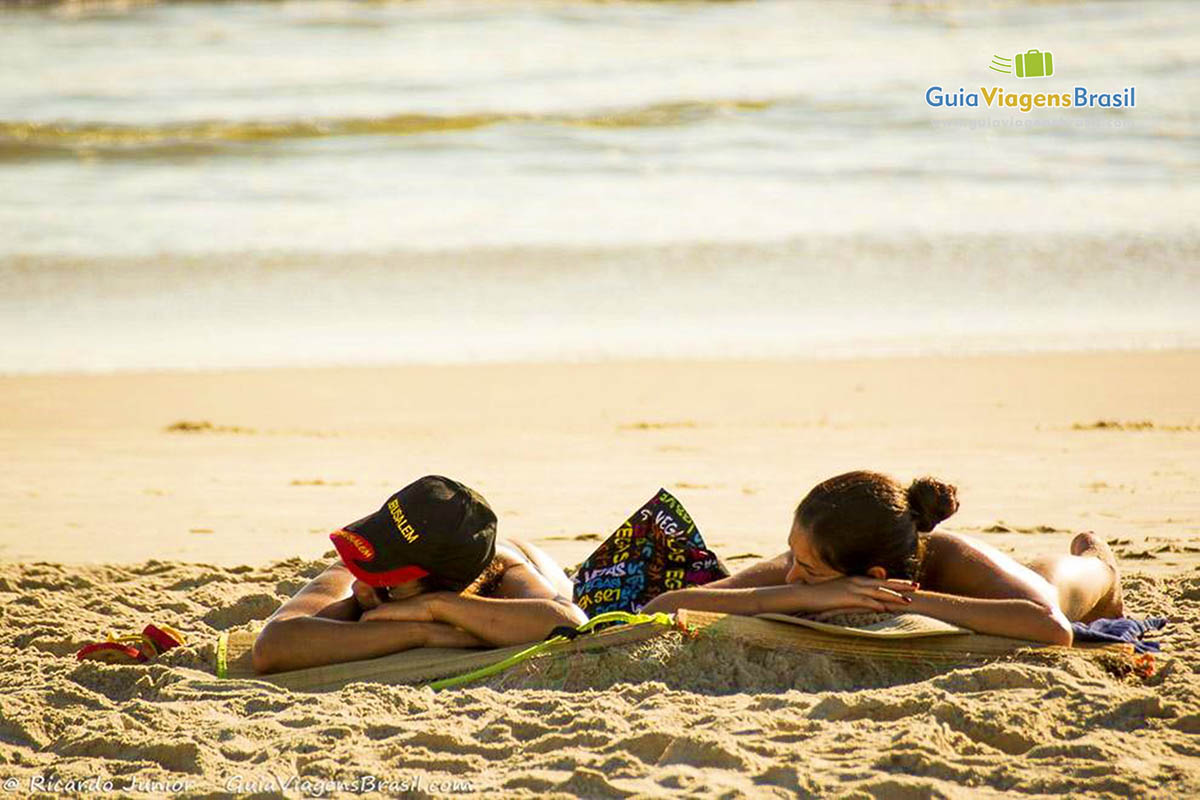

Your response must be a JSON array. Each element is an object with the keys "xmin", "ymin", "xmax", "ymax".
[
  {"xmin": 704, "ymin": 550, "xmax": 792, "ymax": 588},
  {"xmin": 924, "ymin": 530, "xmax": 977, "ymax": 557},
  {"xmin": 921, "ymin": 531, "xmax": 1040, "ymax": 596},
  {"xmin": 494, "ymin": 539, "xmax": 532, "ymax": 566},
  {"xmin": 920, "ymin": 531, "xmax": 980, "ymax": 586},
  {"xmin": 491, "ymin": 538, "xmax": 574, "ymax": 601}
]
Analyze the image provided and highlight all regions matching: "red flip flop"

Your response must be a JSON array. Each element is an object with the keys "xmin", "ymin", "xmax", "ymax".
[
  {"xmin": 140, "ymin": 623, "xmax": 186, "ymax": 657},
  {"xmin": 75, "ymin": 624, "xmax": 186, "ymax": 664},
  {"xmin": 76, "ymin": 639, "xmax": 149, "ymax": 664}
]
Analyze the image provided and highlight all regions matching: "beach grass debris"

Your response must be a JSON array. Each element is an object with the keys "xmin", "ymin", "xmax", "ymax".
[
  {"xmin": 983, "ymin": 523, "xmax": 1068, "ymax": 534},
  {"xmin": 619, "ymin": 421, "xmax": 699, "ymax": 431},
  {"xmin": 1072, "ymin": 420, "xmax": 1197, "ymax": 432},
  {"xmin": 164, "ymin": 420, "xmax": 257, "ymax": 435}
]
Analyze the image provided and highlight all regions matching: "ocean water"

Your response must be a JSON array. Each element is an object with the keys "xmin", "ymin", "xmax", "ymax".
[{"xmin": 0, "ymin": 0, "xmax": 1197, "ymax": 373}]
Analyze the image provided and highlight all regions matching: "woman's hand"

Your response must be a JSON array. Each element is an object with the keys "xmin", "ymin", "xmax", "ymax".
[
  {"xmin": 642, "ymin": 576, "xmax": 919, "ymax": 617},
  {"xmin": 789, "ymin": 577, "xmax": 917, "ymax": 614},
  {"xmin": 352, "ymin": 579, "xmax": 383, "ymax": 612},
  {"xmin": 359, "ymin": 592, "xmax": 446, "ymax": 623}
]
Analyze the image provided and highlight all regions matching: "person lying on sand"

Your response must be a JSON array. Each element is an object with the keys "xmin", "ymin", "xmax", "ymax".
[
  {"xmin": 642, "ymin": 471, "xmax": 1123, "ymax": 646},
  {"xmin": 252, "ymin": 475, "xmax": 586, "ymax": 674}
]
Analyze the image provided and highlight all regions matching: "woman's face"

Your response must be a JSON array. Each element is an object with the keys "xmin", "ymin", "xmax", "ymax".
[
  {"xmin": 784, "ymin": 519, "xmax": 844, "ymax": 585},
  {"xmin": 381, "ymin": 580, "xmax": 425, "ymax": 601},
  {"xmin": 352, "ymin": 578, "xmax": 425, "ymax": 610}
]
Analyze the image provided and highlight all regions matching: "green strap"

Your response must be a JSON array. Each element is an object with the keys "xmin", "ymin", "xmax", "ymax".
[
  {"xmin": 426, "ymin": 611, "xmax": 676, "ymax": 691},
  {"xmin": 215, "ymin": 632, "xmax": 229, "ymax": 679}
]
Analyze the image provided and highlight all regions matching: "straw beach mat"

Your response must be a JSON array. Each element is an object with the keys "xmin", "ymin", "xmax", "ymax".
[
  {"xmin": 217, "ymin": 611, "xmax": 1139, "ymax": 692},
  {"xmin": 217, "ymin": 617, "xmax": 675, "ymax": 692},
  {"xmin": 680, "ymin": 610, "xmax": 1136, "ymax": 666},
  {"xmin": 758, "ymin": 611, "xmax": 972, "ymax": 639}
]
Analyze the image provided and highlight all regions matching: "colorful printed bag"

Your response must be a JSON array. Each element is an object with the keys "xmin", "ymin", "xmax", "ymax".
[{"xmin": 571, "ymin": 488, "xmax": 729, "ymax": 616}]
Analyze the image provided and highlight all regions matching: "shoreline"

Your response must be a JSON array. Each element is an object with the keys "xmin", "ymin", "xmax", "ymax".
[
  {"xmin": 5, "ymin": 232, "xmax": 1197, "ymax": 376},
  {"xmin": 2, "ymin": 343, "xmax": 1199, "ymax": 379}
]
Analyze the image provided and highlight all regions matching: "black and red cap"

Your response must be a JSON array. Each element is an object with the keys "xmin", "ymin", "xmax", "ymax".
[{"xmin": 330, "ymin": 475, "xmax": 496, "ymax": 591}]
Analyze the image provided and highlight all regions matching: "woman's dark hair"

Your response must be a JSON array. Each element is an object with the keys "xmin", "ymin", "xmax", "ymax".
[
  {"xmin": 795, "ymin": 470, "xmax": 959, "ymax": 579},
  {"xmin": 460, "ymin": 555, "xmax": 506, "ymax": 597},
  {"xmin": 403, "ymin": 555, "xmax": 505, "ymax": 598}
]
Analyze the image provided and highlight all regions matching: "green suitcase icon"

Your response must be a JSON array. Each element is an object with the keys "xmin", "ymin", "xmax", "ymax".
[{"xmin": 1014, "ymin": 49, "xmax": 1053, "ymax": 78}]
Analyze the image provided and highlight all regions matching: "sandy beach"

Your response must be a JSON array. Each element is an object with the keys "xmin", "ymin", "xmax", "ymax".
[
  {"xmin": 2, "ymin": 351, "xmax": 1199, "ymax": 797},
  {"xmin": 4, "ymin": 0, "xmax": 1198, "ymax": 794}
]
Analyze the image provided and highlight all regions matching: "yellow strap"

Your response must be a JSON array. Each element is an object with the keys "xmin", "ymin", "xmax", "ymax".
[
  {"xmin": 107, "ymin": 632, "xmax": 144, "ymax": 645},
  {"xmin": 427, "ymin": 611, "xmax": 677, "ymax": 691},
  {"xmin": 216, "ymin": 632, "xmax": 229, "ymax": 679}
]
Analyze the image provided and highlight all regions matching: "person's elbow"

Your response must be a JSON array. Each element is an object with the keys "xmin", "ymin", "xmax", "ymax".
[
  {"xmin": 1045, "ymin": 613, "xmax": 1074, "ymax": 647},
  {"xmin": 641, "ymin": 592, "xmax": 676, "ymax": 614},
  {"xmin": 1028, "ymin": 601, "xmax": 1073, "ymax": 647},
  {"xmin": 251, "ymin": 620, "xmax": 289, "ymax": 675},
  {"xmin": 527, "ymin": 600, "xmax": 587, "ymax": 641},
  {"xmin": 557, "ymin": 599, "xmax": 588, "ymax": 627}
]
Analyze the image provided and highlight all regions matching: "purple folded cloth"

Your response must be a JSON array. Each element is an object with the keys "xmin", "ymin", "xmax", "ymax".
[{"xmin": 1071, "ymin": 617, "xmax": 1166, "ymax": 653}]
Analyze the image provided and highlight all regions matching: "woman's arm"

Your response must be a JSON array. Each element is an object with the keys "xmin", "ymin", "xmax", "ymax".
[
  {"xmin": 642, "ymin": 549, "xmax": 911, "ymax": 614},
  {"xmin": 361, "ymin": 556, "xmax": 588, "ymax": 646},
  {"xmin": 424, "ymin": 592, "xmax": 588, "ymax": 647},
  {"xmin": 251, "ymin": 562, "xmax": 485, "ymax": 674},
  {"xmin": 252, "ymin": 616, "xmax": 484, "ymax": 674},
  {"xmin": 882, "ymin": 591, "xmax": 1072, "ymax": 646},
  {"xmin": 641, "ymin": 576, "xmax": 917, "ymax": 616},
  {"xmin": 896, "ymin": 532, "xmax": 1074, "ymax": 645}
]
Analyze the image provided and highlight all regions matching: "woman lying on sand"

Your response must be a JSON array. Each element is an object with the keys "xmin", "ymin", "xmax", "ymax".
[
  {"xmin": 252, "ymin": 475, "xmax": 586, "ymax": 674},
  {"xmin": 642, "ymin": 471, "xmax": 1123, "ymax": 645}
]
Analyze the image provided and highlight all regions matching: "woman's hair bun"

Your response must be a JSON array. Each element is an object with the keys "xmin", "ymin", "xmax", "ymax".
[{"xmin": 906, "ymin": 477, "xmax": 959, "ymax": 533}]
